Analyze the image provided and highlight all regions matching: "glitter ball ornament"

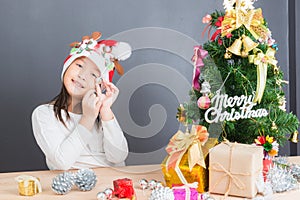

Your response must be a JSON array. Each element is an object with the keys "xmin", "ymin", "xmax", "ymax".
[
  {"xmin": 96, "ymin": 192, "xmax": 106, "ymax": 200},
  {"xmin": 139, "ymin": 178, "xmax": 148, "ymax": 190},
  {"xmin": 148, "ymin": 179, "xmax": 157, "ymax": 190},
  {"xmin": 51, "ymin": 172, "xmax": 74, "ymax": 195},
  {"xmin": 104, "ymin": 188, "xmax": 113, "ymax": 199},
  {"xmin": 267, "ymin": 164, "xmax": 298, "ymax": 193},
  {"xmin": 290, "ymin": 164, "xmax": 300, "ymax": 181},
  {"xmin": 74, "ymin": 169, "xmax": 97, "ymax": 191},
  {"xmin": 197, "ymin": 95, "xmax": 211, "ymax": 110},
  {"xmin": 149, "ymin": 187, "xmax": 174, "ymax": 200}
]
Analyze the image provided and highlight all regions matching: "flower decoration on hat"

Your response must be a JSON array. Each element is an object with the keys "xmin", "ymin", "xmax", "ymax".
[{"xmin": 69, "ymin": 32, "xmax": 101, "ymax": 55}]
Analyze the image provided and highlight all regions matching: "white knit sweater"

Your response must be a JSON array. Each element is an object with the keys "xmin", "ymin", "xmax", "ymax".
[{"xmin": 31, "ymin": 104, "xmax": 128, "ymax": 170}]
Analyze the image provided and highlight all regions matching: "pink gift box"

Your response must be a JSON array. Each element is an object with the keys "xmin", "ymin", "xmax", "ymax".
[{"xmin": 172, "ymin": 184, "xmax": 198, "ymax": 200}]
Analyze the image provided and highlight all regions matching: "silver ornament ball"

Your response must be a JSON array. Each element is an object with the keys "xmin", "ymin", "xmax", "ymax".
[
  {"xmin": 148, "ymin": 179, "xmax": 157, "ymax": 190},
  {"xmin": 104, "ymin": 188, "xmax": 113, "ymax": 199},
  {"xmin": 139, "ymin": 178, "xmax": 148, "ymax": 189},
  {"xmin": 96, "ymin": 192, "xmax": 107, "ymax": 200}
]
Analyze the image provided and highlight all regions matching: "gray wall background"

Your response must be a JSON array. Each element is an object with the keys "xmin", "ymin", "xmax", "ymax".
[{"xmin": 0, "ymin": 0, "xmax": 297, "ymax": 172}]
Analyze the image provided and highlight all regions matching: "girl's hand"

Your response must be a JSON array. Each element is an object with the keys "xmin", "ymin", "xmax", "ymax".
[
  {"xmin": 79, "ymin": 89, "xmax": 102, "ymax": 131},
  {"xmin": 96, "ymin": 80, "xmax": 119, "ymax": 121}
]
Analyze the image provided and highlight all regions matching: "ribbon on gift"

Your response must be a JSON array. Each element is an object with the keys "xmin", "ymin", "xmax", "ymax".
[
  {"xmin": 15, "ymin": 175, "xmax": 42, "ymax": 196},
  {"xmin": 210, "ymin": 142, "xmax": 248, "ymax": 199},
  {"xmin": 248, "ymin": 48, "xmax": 278, "ymax": 103},
  {"xmin": 221, "ymin": 1, "xmax": 268, "ymax": 40},
  {"xmin": 172, "ymin": 182, "xmax": 199, "ymax": 200},
  {"xmin": 165, "ymin": 125, "xmax": 209, "ymax": 184},
  {"xmin": 191, "ymin": 46, "xmax": 208, "ymax": 90}
]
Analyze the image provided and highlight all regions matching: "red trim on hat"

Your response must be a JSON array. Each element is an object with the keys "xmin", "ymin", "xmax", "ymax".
[
  {"xmin": 64, "ymin": 54, "xmax": 72, "ymax": 64},
  {"xmin": 109, "ymin": 70, "xmax": 114, "ymax": 82},
  {"xmin": 99, "ymin": 40, "xmax": 117, "ymax": 46}
]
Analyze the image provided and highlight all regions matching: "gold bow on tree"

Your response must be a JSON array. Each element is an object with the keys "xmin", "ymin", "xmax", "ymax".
[
  {"xmin": 165, "ymin": 125, "xmax": 209, "ymax": 171},
  {"xmin": 249, "ymin": 48, "xmax": 278, "ymax": 103},
  {"xmin": 221, "ymin": 1, "xmax": 269, "ymax": 40}
]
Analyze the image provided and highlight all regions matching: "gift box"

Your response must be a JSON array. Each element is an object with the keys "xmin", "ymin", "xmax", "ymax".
[
  {"xmin": 161, "ymin": 125, "xmax": 217, "ymax": 193},
  {"xmin": 113, "ymin": 178, "xmax": 135, "ymax": 199},
  {"xmin": 172, "ymin": 184, "xmax": 199, "ymax": 200},
  {"xmin": 209, "ymin": 142, "xmax": 263, "ymax": 198},
  {"xmin": 162, "ymin": 151, "xmax": 208, "ymax": 193}
]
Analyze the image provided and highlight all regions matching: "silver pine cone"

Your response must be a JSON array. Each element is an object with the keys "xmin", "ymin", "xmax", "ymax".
[
  {"xmin": 74, "ymin": 168, "xmax": 97, "ymax": 191},
  {"xmin": 51, "ymin": 172, "xmax": 74, "ymax": 195}
]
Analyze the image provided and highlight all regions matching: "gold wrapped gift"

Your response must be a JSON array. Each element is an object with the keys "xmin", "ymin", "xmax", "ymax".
[
  {"xmin": 209, "ymin": 142, "xmax": 263, "ymax": 198},
  {"xmin": 161, "ymin": 125, "xmax": 217, "ymax": 193},
  {"xmin": 162, "ymin": 149, "xmax": 208, "ymax": 192},
  {"xmin": 15, "ymin": 175, "xmax": 42, "ymax": 196}
]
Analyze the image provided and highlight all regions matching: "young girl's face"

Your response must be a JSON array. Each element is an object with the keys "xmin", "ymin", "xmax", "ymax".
[{"xmin": 63, "ymin": 57, "xmax": 101, "ymax": 99}]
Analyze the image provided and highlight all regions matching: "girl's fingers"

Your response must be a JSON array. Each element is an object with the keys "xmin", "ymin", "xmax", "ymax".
[
  {"xmin": 95, "ymin": 83, "xmax": 101, "ymax": 96},
  {"xmin": 97, "ymin": 93, "xmax": 105, "ymax": 102},
  {"xmin": 96, "ymin": 99, "xmax": 102, "ymax": 110},
  {"xmin": 83, "ymin": 90, "xmax": 97, "ymax": 101},
  {"xmin": 104, "ymin": 81, "xmax": 118, "ymax": 92},
  {"xmin": 103, "ymin": 80, "xmax": 118, "ymax": 97}
]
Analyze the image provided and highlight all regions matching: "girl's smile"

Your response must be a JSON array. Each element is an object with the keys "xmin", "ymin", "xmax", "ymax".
[{"xmin": 71, "ymin": 79, "xmax": 84, "ymax": 89}]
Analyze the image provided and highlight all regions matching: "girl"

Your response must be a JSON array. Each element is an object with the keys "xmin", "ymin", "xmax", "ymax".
[{"xmin": 32, "ymin": 32, "xmax": 131, "ymax": 170}]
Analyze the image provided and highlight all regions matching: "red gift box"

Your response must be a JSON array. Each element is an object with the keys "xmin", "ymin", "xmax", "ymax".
[{"xmin": 113, "ymin": 178, "xmax": 135, "ymax": 198}]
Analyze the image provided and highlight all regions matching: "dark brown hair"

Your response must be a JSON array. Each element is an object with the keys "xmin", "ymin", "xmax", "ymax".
[{"xmin": 51, "ymin": 84, "xmax": 70, "ymax": 127}]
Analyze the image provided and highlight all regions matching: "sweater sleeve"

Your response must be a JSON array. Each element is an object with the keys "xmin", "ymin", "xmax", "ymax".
[
  {"xmin": 31, "ymin": 105, "xmax": 93, "ymax": 170},
  {"xmin": 102, "ymin": 116, "xmax": 129, "ymax": 164}
]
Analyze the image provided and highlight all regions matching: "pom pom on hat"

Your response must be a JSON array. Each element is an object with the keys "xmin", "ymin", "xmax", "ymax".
[{"xmin": 61, "ymin": 32, "xmax": 132, "ymax": 82}]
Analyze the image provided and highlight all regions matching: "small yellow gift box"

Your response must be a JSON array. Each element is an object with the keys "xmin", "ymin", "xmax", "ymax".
[
  {"xmin": 15, "ymin": 175, "xmax": 42, "ymax": 196},
  {"xmin": 161, "ymin": 125, "xmax": 217, "ymax": 193}
]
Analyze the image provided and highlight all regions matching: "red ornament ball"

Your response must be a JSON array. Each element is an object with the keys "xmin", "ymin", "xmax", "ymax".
[{"xmin": 197, "ymin": 95, "xmax": 211, "ymax": 110}]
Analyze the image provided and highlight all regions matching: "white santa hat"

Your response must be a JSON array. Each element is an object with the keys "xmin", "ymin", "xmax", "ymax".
[{"xmin": 61, "ymin": 32, "xmax": 131, "ymax": 82}]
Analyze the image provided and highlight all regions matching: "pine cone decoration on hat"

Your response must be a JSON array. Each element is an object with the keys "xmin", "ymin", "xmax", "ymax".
[
  {"xmin": 51, "ymin": 172, "xmax": 74, "ymax": 195},
  {"xmin": 149, "ymin": 187, "xmax": 174, "ymax": 200},
  {"xmin": 74, "ymin": 168, "xmax": 97, "ymax": 191}
]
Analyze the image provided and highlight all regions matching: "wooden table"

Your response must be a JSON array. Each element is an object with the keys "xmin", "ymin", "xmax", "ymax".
[{"xmin": 1, "ymin": 157, "xmax": 300, "ymax": 200}]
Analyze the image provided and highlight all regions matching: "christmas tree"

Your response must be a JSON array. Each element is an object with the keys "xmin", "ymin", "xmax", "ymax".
[{"xmin": 178, "ymin": 0, "xmax": 299, "ymax": 148}]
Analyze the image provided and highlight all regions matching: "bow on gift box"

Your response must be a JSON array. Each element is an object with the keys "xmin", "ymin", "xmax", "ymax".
[
  {"xmin": 165, "ymin": 125, "xmax": 209, "ymax": 177},
  {"xmin": 249, "ymin": 48, "xmax": 278, "ymax": 103},
  {"xmin": 221, "ymin": 1, "xmax": 268, "ymax": 40},
  {"xmin": 191, "ymin": 46, "xmax": 208, "ymax": 91}
]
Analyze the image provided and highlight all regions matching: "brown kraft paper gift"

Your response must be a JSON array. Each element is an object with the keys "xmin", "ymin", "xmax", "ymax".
[{"xmin": 209, "ymin": 142, "xmax": 263, "ymax": 198}]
